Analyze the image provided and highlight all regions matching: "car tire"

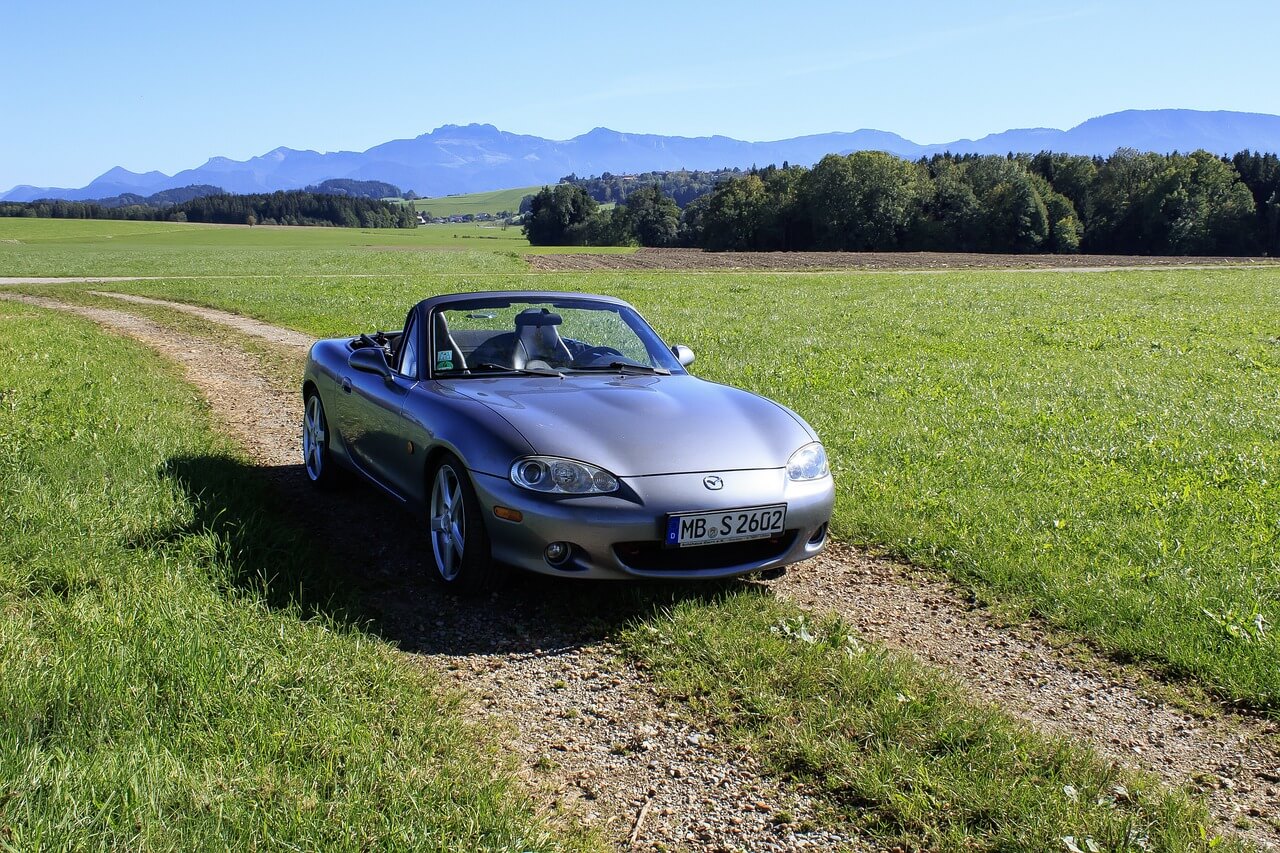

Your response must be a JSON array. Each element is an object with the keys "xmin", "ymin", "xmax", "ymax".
[
  {"xmin": 302, "ymin": 391, "xmax": 341, "ymax": 488},
  {"xmin": 427, "ymin": 453, "xmax": 497, "ymax": 591}
]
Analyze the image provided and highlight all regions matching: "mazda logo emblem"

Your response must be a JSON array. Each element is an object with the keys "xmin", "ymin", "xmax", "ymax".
[{"xmin": 703, "ymin": 475, "xmax": 723, "ymax": 490}]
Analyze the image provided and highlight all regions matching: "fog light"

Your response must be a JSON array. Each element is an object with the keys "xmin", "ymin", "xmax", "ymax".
[
  {"xmin": 807, "ymin": 523, "xmax": 828, "ymax": 547},
  {"xmin": 544, "ymin": 541, "xmax": 571, "ymax": 565}
]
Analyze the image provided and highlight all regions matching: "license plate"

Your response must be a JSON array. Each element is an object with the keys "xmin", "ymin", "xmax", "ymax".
[{"xmin": 665, "ymin": 504, "xmax": 787, "ymax": 548}]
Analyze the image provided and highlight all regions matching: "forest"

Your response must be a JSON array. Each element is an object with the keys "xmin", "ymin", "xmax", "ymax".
[
  {"xmin": 0, "ymin": 190, "xmax": 418, "ymax": 228},
  {"xmin": 528, "ymin": 149, "xmax": 1280, "ymax": 256},
  {"xmin": 563, "ymin": 168, "xmax": 743, "ymax": 207}
]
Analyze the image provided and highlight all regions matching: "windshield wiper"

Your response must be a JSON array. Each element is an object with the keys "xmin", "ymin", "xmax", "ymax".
[
  {"xmin": 572, "ymin": 361, "xmax": 670, "ymax": 376},
  {"xmin": 472, "ymin": 362, "xmax": 564, "ymax": 377}
]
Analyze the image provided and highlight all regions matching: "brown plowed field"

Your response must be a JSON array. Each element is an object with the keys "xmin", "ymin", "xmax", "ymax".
[{"xmin": 526, "ymin": 247, "xmax": 1280, "ymax": 272}]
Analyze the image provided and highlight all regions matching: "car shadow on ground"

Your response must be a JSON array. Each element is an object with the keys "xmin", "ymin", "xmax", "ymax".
[{"xmin": 146, "ymin": 452, "xmax": 762, "ymax": 657}]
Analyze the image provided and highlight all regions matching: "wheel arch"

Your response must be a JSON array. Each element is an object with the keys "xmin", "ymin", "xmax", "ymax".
[
  {"xmin": 422, "ymin": 444, "xmax": 481, "ymax": 498},
  {"xmin": 422, "ymin": 444, "xmax": 455, "ymax": 482}
]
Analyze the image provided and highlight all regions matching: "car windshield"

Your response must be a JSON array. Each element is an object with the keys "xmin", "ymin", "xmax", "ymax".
[{"xmin": 430, "ymin": 297, "xmax": 683, "ymax": 377}]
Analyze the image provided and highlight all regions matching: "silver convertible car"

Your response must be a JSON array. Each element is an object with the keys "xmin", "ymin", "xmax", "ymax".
[{"xmin": 301, "ymin": 291, "xmax": 833, "ymax": 588}]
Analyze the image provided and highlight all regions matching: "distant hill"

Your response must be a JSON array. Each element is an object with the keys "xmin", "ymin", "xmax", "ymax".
[
  {"xmin": 304, "ymin": 178, "xmax": 403, "ymax": 199},
  {"xmin": 411, "ymin": 186, "xmax": 541, "ymax": 219},
  {"xmin": 7, "ymin": 109, "xmax": 1280, "ymax": 202},
  {"xmin": 84, "ymin": 184, "xmax": 225, "ymax": 209},
  {"xmin": 926, "ymin": 110, "xmax": 1280, "ymax": 158}
]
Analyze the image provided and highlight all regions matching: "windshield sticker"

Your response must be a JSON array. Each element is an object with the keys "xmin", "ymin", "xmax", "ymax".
[{"xmin": 436, "ymin": 350, "xmax": 454, "ymax": 371}]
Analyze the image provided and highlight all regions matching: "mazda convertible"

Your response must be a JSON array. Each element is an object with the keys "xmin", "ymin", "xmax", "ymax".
[{"xmin": 301, "ymin": 291, "xmax": 834, "ymax": 588}]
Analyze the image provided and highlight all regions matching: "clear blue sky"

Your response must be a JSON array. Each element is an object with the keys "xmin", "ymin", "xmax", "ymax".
[{"xmin": 3, "ymin": 0, "xmax": 1277, "ymax": 190}]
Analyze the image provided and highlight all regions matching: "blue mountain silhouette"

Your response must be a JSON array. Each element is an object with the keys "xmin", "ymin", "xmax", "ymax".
[{"xmin": 6, "ymin": 109, "xmax": 1280, "ymax": 202}]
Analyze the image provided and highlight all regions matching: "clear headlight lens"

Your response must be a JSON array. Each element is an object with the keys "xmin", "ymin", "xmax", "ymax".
[
  {"xmin": 787, "ymin": 442, "xmax": 829, "ymax": 481},
  {"xmin": 510, "ymin": 456, "xmax": 619, "ymax": 494}
]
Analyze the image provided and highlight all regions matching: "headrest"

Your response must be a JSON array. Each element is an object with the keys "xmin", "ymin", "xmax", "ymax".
[{"xmin": 514, "ymin": 308, "xmax": 562, "ymax": 328}]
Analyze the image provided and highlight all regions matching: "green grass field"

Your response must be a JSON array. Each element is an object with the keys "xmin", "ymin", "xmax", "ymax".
[
  {"xmin": 4, "ymin": 218, "xmax": 1277, "ymax": 710},
  {"xmin": 410, "ymin": 185, "xmax": 541, "ymax": 217},
  {"xmin": 0, "ymin": 217, "xmax": 632, "ymax": 277},
  {"xmin": 5, "ymin": 219, "xmax": 1277, "ymax": 712},
  {"xmin": 0, "ymin": 298, "xmax": 590, "ymax": 850},
  {"xmin": 1, "ymin": 217, "xmax": 1271, "ymax": 848}
]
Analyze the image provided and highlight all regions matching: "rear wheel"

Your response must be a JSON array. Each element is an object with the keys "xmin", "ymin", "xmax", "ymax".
[
  {"xmin": 302, "ymin": 392, "xmax": 340, "ymax": 488},
  {"xmin": 427, "ymin": 453, "xmax": 497, "ymax": 590}
]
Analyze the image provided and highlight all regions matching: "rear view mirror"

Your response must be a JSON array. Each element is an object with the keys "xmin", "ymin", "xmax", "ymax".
[{"xmin": 671, "ymin": 345, "xmax": 695, "ymax": 367}]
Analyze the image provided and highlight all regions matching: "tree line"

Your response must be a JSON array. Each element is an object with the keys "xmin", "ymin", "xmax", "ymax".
[
  {"xmin": 92, "ymin": 184, "xmax": 224, "ymax": 208},
  {"xmin": 303, "ymin": 179, "xmax": 403, "ymax": 200},
  {"xmin": 562, "ymin": 169, "xmax": 743, "ymax": 207},
  {"xmin": 524, "ymin": 184, "xmax": 682, "ymax": 247},
  {"xmin": 527, "ymin": 149, "xmax": 1280, "ymax": 256},
  {"xmin": 0, "ymin": 190, "xmax": 418, "ymax": 228}
]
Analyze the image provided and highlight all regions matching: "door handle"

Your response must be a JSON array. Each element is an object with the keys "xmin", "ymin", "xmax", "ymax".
[{"xmin": 341, "ymin": 377, "xmax": 352, "ymax": 393}]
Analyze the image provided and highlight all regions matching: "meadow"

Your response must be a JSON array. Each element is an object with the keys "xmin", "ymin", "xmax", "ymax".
[
  {"xmin": 1, "ymin": 218, "xmax": 1273, "ymax": 848},
  {"xmin": 0, "ymin": 217, "xmax": 632, "ymax": 278},
  {"xmin": 5, "ymin": 219, "xmax": 1274, "ymax": 709},
  {"xmin": 409, "ymin": 185, "xmax": 542, "ymax": 217},
  {"xmin": 0, "ymin": 298, "xmax": 590, "ymax": 849}
]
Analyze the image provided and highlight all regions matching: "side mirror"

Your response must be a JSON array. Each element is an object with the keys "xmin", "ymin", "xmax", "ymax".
[
  {"xmin": 671, "ymin": 345, "xmax": 695, "ymax": 367},
  {"xmin": 348, "ymin": 347, "xmax": 394, "ymax": 383}
]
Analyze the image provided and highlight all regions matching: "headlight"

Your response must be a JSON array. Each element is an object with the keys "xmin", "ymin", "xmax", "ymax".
[
  {"xmin": 510, "ymin": 456, "xmax": 619, "ymax": 494},
  {"xmin": 787, "ymin": 442, "xmax": 829, "ymax": 481}
]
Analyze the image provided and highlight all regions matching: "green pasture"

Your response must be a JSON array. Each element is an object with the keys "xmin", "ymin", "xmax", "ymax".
[
  {"xmin": 0, "ymin": 218, "xmax": 633, "ymax": 278},
  {"xmin": 0, "ymin": 300, "xmax": 588, "ymax": 850},
  {"xmin": 0, "ymin": 307, "xmax": 1234, "ymax": 852},
  {"xmin": 4, "ymin": 218, "xmax": 1278, "ymax": 710},
  {"xmin": 3, "ymin": 218, "xmax": 1252, "ymax": 849},
  {"xmin": 410, "ymin": 185, "xmax": 541, "ymax": 217},
  {"xmin": 4, "ymin": 219, "xmax": 1277, "ymax": 711}
]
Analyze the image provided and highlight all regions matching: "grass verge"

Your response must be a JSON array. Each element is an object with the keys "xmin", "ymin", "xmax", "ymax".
[
  {"xmin": 0, "ymin": 300, "xmax": 591, "ymax": 850},
  {"xmin": 623, "ymin": 590, "xmax": 1243, "ymax": 852}
]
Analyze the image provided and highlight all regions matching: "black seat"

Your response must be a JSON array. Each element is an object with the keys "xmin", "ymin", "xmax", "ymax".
[
  {"xmin": 513, "ymin": 308, "xmax": 572, "ymax": 368},
  {"xmin": 432, "ymin": 312, "xmax": 467, "ymax": 372}
]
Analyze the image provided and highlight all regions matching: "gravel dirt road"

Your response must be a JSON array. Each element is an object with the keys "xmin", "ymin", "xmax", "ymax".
[{"xmin": 3, "ymin": 289, "xmax": 1276, "ymax": 850}]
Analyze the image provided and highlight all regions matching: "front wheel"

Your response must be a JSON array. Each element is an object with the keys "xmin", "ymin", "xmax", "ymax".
[
  {"xmin": 427, "ymin": 453, "xmax": 497, "ymax": 591},
  {"xmin": 302, "ymin": 392, "xmax": 340, "ymax": 488}
]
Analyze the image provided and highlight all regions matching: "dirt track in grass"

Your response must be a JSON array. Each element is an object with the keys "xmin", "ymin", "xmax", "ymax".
[{"xmin": 2, "ymin": 289, "xmax": 1277, "ymax": 850}]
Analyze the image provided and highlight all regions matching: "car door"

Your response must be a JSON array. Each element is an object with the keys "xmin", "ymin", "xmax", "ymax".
[{"xmin": 341, "ymin": 311, "xmax": 420, "ymax": 501}]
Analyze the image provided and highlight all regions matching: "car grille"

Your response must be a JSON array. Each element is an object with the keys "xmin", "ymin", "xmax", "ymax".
[{"xmin": 612, "ymin": 533, "xmax": 796, "ymax": 572}]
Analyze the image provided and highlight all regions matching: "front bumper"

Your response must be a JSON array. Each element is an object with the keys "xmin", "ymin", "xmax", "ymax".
[{"xmin": 469, "ymin": 467, "xmax": 834, "ymax": 579}]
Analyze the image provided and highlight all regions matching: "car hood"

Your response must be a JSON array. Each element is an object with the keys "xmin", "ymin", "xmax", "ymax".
[{"xmin": 447, "ymin": 374, "xmax": 815, "ymax": 477}]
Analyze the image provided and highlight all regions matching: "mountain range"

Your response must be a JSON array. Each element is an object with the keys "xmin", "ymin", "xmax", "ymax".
[{"xmin": 6, "ymin": 109, "xmax": 1280, "ymax": 202}]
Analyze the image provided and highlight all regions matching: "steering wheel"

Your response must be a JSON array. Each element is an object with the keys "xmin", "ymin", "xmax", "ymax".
[{"xmin": 575, "ymin": 345, "xmax": 625, "ymax": 365}]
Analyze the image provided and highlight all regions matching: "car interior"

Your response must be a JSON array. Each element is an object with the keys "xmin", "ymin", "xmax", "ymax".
[
  {"xmin": 349, "ymin": 302, "xmax": 656, "ymax": 377},
  {"xmin": 433, "ymin": 307, "xmax": 588, "ymax": 372}
]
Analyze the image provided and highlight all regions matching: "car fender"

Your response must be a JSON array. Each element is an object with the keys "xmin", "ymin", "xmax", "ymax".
[{"xmin": 397, "ymin": 381, "xmax": 536, "ymax": 506}]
